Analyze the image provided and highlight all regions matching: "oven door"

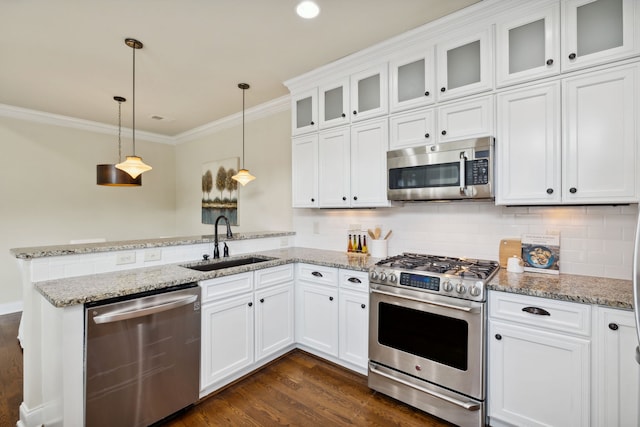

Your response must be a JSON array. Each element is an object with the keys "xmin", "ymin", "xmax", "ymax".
[{"xmin": 369, "ymin": 283, "xmax": 485, "ymax": 400}]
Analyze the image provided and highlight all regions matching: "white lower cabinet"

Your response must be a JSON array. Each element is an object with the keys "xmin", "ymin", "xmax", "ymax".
[
  {"xmin": 200, "ymin": 265, "xmax": 294, "ymax": 395},
  {"xmin": 295, "ymin": 264, "xmax": 369, "ymax": 373},
  {"xmin": 201, "ymin": 293, "xmax": 255, "ymax": 390},
  {"xmin": 489, "ymin": 291, "xmax": 640, "ymax": 427},
  {"xmin": 296, "ymin": 280, "xmax": 339, "ymax": 356},
  {"xmin": 593, "ymin": 306, "xmax": 639, "ymax": 427},
  {"xmin": 488, "ymin": 291, "xmax": 591, "ymax": 427}
]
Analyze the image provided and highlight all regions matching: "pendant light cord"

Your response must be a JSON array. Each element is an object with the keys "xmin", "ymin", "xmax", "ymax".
[
  {"xmin": 242, "ymin": 86, "xmax": 245, "ymax": 168},
  {"xmin": 117, "ymin": 100, "xmax": 122, "ymax": 162},
  {"xmin": 132, "ymin": 42, "xmax": 136, "ymax": 156}
]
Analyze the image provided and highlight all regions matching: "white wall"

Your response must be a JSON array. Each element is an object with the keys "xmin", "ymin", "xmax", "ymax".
[
  {"xmin": 293, "ymin": 202, "xmax": 638, "ymax": 280},
  {"xmin": 0, "ymin": 116, "xmax": 177, "ymax": 310},
  {"xmin": 174, "ymin": 109, "xmax": 293, "ymax": 237}
]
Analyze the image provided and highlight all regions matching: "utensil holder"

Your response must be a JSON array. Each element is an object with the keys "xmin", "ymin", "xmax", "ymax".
[{"xmin": 369, "ymin": 239, "xmax": 388, "ymax": 258}]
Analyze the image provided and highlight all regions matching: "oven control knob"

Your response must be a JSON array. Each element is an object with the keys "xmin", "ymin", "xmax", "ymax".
[
  {"xmin": 469, "ymin": 285, "xmax": 481, "ymax": 297},
  {"xmin": 443, "ymin": 280, "xmax": 454, "ymax": 292},
  {"xmin": 379, "ymin": 272, "xmax": 388, "ymax": 281},
  {"xmin": 370, "ymin": 271, "xmax": 378, "ymax": 280},
  {"xmin": 456, "ymin": 283, "xmax": 467, "ymax": 294},
  {"xmin": 388, "ymin": 273, "xmax": 397, "ymax": 283}
]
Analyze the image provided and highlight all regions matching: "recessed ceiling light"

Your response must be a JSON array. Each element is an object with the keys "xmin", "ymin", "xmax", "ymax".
[{"xmin": 296, "ymin": 1, "xmax": 320, "ymax": 19}]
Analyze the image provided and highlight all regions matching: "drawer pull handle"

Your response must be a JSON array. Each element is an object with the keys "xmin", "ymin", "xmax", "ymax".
[
  {"xmin": 522, "ymin": 306, "xmax": 550, "ymax": 316},
  {"xmin": 312, "ymin": 271, "xmax": 323, "ymax": 278},
  {"xmin": 608, "ymin": 323, "xmax": 619, "ymax": 331},
  {"xmin": 348, "ymin": 277, "xmax": 362, "ymax": 284}
]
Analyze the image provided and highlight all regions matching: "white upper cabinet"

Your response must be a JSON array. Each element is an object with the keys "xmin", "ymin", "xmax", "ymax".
[
  {"xmin": 561, "ymin": 0, "xmax": 640, "ymax": 72},
  {"xmin": 562, "ymin": 63, "xmax": 638, "ymax": 204},
  {"xmin": 436, "ymin": 26, "xmax": 494, "ymax": 101},
  {"xmin": 389, "ymin": 107, "xmax": 435, "ymax": 150},
  {"xmin": 389, "ymin": 49, "xmax": 435, "ymax": 113},
  {"xmin": 496, "ymin": 82, "xmax": 562, "ymax": 205},
  {"xmin": 291, "ymin": 88, "xmax": 318, "ymax": 136},
  {"xmin": 318, "ymin": 127, "xmax": 351, "ymax": 208},
  {"xmin": 291, "ymin": 134, "xmax": 319, "ymax": 208},
  {"xmin": 349, "ymin": 64, "xmax": 389, "ymax": 122},
  {"xmin": 319, "ymin": 78, "xmax": 350, "ymax": 129},
  {"xmin": 495, "ymin": 2, "xmax": 561, "ymax": 87},
  {"xmin": 437, "ymin": 95, "xmax": 494, "ymax": 143}
]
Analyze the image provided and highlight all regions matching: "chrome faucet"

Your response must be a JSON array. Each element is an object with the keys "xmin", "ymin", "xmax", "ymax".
[{"xmin": 214, "ymin": 215, "xmax": 233, "ymax": 259}]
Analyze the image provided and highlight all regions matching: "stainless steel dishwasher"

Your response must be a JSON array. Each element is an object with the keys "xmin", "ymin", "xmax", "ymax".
[{"xmin": 85, "ymin": 283, "xmax": 201, "ymax": 427}]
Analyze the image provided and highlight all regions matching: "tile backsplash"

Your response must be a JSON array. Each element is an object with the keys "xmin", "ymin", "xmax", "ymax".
[{"xmin": 293, "ymin": 202, "xmax": 638, "ymax": 280}]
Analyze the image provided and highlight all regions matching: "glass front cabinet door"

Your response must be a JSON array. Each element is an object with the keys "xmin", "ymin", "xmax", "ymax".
[
  {"xmin": 436, "ymin": 26, "xmax": 493, "ymax": 101},
  {"xmin": 319, "ymin": 78, "xmax": 350, "ymax": 129},
  {"xmin": 389, "ymin": 49, "xmax": 435, "ymax": 113},
  {"xmin": 292, "ymin": 88, "xmax": 318, "ymax": 136},
  {"xmin": 349, "ymin": 64, "xmax": 389, "ymax": 122},
  {"xmin": 495, "ymin": 3, "xmax": 560, "ymax": 87},
  {"xmin": 561, "ymin": 0, "xmax": 639, "ymax": 71}
]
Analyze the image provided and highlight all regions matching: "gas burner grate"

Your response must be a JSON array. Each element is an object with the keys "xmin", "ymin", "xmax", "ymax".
[{"xmin": 376, "ymin": 252, "xmax": 499, "ymax": 279}]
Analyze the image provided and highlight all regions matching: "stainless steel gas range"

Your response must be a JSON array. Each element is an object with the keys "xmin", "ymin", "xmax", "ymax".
[{"xmin": 368, "ymin": 253, "xmax": 499, "ymax": 427}]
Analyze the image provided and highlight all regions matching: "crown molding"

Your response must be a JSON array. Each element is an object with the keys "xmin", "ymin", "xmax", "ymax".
[
  {"xmin": 173, "ymin": 94, "xmax": 290, "ymax": 144},
  {"xmin": 0, "ymin": 95, "xmax": 291, "ymax": 146},
  {"xmin": 0, "ymin": 103, "xmax": 175, "ymax": 145}
]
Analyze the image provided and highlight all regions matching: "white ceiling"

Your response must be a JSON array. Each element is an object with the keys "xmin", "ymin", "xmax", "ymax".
[{"xmin": 1, "ymin": 0, "xmax": 479, "ymax": 137}]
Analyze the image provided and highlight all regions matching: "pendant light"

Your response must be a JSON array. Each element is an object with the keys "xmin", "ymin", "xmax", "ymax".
[
  {"xmin": 96, "ymin": 96, "xmax": 142, "ymax": 186},
  {"xmin": 232, "ymin": 83, "xmax": 256, "ymax": 186},
  {"xmin": 116, "ymin": 38, "xmax": 152, "ymax": 179}
]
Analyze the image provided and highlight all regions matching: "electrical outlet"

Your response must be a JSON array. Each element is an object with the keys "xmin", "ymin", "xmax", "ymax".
[
  {"xmin": 144, "ymin": 248, "xmax": 162, "ymax": 262},
  {"xmin": 116, "ymin": 252, "xmax": 136, "ymax": 265}
]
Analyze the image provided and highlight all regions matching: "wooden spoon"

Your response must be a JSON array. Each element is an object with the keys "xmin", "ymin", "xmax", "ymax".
[
  {"xmin": 383, "ymin": 230, "xmax": 392, "ymax": 240},
  {"xmin": 367, "ymin": 229, "xmax": 376, "ymax": 240},
  {"xmin": 374, "ymin": 227, "xmax": 381, "ymax": 240}
]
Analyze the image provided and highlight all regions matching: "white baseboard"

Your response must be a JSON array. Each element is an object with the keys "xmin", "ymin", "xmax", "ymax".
[{"xmin": 0, "ymin": 300, "xmax": 23, "ymax": 315}]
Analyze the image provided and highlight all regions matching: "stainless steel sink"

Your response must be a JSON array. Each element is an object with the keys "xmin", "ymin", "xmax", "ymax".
[{"xmin": 182, "ymin": 256, "xmax": 272, "ymax": 272}]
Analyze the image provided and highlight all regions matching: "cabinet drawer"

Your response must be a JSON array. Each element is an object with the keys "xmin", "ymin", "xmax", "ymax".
[
  {"xmin": 339, "ymin": 269, "xmax": 369, "ymax": 292},
  {"xmin": 255, "ymin": 264, "xmax": 294, "ymax": 289},
  {"xmin": 296, "ymin": 263, "xmax": 338, "ymax": 287},
  {"xmin": 200, "ymin": 272, "xmax": 254, "ymax": 303},
  {"xmin": 489, "ymin": 291, "xmax": 591, "ymax": 336}
]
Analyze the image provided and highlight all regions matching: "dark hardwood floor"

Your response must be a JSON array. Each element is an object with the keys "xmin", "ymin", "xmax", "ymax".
[{"xmin": 0, "ymin": 312, "xmax": 453, "ymax": 426}]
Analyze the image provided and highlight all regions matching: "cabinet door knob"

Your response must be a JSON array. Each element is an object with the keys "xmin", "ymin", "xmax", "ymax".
[
  {"xmin": 342, "ymin": 196, "xmax": 347, "ymax": 201},
  {"xmin": 546, "ymin": 188, "xmax": 554, "ymax": 194},
  {"xmin": 546, "ymin": 59, "xmax": 554, "ymax": 66},
  {"xmin": 329, "ymin": 296, "xmax": 334, "ymax": 301},
  {"xmin": 248, "ymin": 302, "xmax": 253, "ymax": 307},
  {"xmin": 440, "ymin": 87, "xmax": 446, "ymax": 92},
  {"xmin": 568, "ymin": 53, "xmax": 577, "ymax": 60},
  {"xmin": 495, "ymin": 334, "xmax": 502, "ymax": 340},
  {"xmin": 310, "ymin": 121, "xmax": 314, "ymax": 125},
  {"xmin": 425, "ymin": 133, "xmax": 430, "ymax": 138},
  {"xmin": 353, "ymin": 196, "xmax": 358, "ymax": 201},
  {"xmin": 311, "ymin": 198, "xmax": 315, "ymax": 202},
  {"xmin": 569, "ymin": 187, "xmax": 577, "ymax": 194},
  {"xmin": 424, "ymin": 91, "xmax": 430, "ymax": 97},
  {"xmin": 311, "ymin": 271, "xmax": 323, "ymax": 278},
  {"xmin": 341, "ymin": 113, "xmax": 346, "ymax": 118},
  {"xmin": 260, "ymin": 298, "xmax": 265, "ymax": 304},
  {"xmin": 522, "ymin": 306, "xmax": 550, "ymax": 316},
  {"xmin": 441, "ymin": 130, "xmax": 447, "ymax": 136},
  {"xmin": 361, "ymin": 304, "xmax": 366, "ymax": 309},
  {"xmin": 353, "ymin": 110, "xmax": 358, "ymax": 115},
  {"xmin": 608, "ymin": 323, "xmax": 619, "ymax": 331}
]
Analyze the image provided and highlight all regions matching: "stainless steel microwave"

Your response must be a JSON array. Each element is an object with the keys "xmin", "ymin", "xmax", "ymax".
[{"xmin": 387, "ymin": 137, "xmax": 494, "ymax": 201}]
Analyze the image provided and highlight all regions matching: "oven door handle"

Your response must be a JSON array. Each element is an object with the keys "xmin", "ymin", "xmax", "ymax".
[
  {"xmin": 369, "ymin": 364, "xmax": 481, "ymax": 411},
  {"xmin": 371, "ymin": 288, "xmax": 478, "ymax": 313}
]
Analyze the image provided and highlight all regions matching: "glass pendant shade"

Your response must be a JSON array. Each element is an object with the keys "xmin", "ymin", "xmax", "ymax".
[
  {"xmin": 97, "ymin": 164, "xmax": 142, "ymax": 186},
  {"xmin": 232, "ymin": 168, "xmax": 256, "ymax": 186},
  {"xmin": 115, "ymin": 156, "xmax": 152, "ymax": 179}
]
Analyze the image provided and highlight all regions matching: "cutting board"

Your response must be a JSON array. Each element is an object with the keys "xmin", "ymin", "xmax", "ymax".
[{"xmin": 499, "ymin": 238, "xmax": 522, "ymax": 268}]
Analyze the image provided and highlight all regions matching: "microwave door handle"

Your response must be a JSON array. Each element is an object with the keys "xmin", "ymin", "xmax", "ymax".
[{"xmin": 459, "ymin": 151, "xmax": 467, "ymax": 194}]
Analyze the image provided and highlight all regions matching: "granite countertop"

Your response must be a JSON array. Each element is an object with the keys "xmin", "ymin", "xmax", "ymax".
[
  {"xmin": 10, "ymin": 231, "xmax": 295, "ymax": 259},
  {"xmin": 34, "ymin": 247, "xmax": 381, "ymax": 308},
  {"xmin": 487, "ymin": 269, "xmax": 634, "ymax": 310}
]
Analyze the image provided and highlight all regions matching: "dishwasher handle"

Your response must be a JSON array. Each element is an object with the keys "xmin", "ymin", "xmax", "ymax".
[{"xmin": 92, "ymin": 293, "xmax": 198, "ymax": 324}]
